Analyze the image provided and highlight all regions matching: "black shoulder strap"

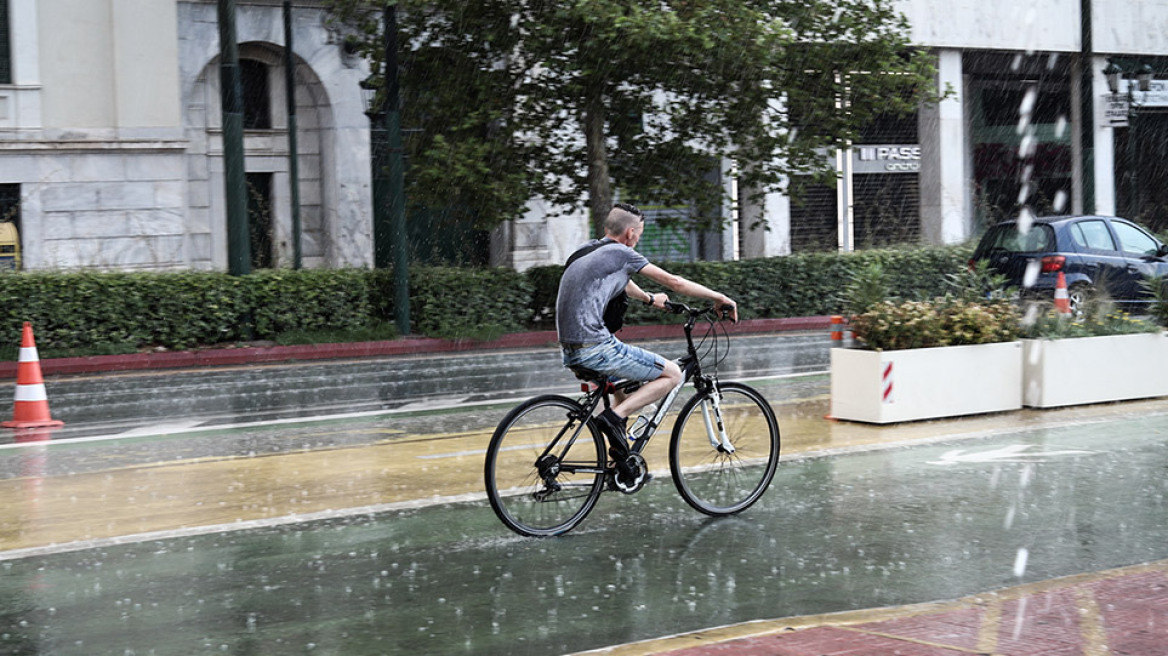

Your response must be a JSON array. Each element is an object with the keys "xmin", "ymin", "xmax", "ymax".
[{"xmin": 564, "ymin": 239, "xmax": 619, "ymax": 269}]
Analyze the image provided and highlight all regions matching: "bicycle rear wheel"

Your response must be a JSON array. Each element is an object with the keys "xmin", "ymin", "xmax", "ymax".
[
  {"xmin": 669, "ymin": 382, "xmax": 780, "ymax": 515},
  {"xmin": 484, "ymin": 395, "xmax": 607, "ymax": 537}
]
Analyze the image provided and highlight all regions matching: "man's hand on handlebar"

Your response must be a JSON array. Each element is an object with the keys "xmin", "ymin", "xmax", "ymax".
[{"xmin": 717, "ymin": 296, "xmax": 738, "ymax": 323}]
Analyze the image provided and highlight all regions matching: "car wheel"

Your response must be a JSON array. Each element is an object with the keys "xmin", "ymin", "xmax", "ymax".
[{"xmin": 1067, "ymin": 283, "xmax": 1091, "ymax": 317}]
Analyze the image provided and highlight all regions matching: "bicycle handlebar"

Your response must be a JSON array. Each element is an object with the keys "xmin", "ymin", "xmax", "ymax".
[{"xmin": 664, "ymin": 300, "xmax": 736, "ymax": 321}]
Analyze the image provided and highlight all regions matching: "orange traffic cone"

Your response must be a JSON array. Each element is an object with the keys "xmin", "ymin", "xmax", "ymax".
[
  {"xmin": 2, "ymin": 322, "xmax": 64, "ymax": 429},
  {"xmin": 1053, "ymin": 272, "xmax": 1072, "ymax": 316}
]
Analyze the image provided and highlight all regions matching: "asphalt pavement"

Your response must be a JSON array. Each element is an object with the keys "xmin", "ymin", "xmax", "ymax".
[{"xmin": 1, "ymin": 324, "xmax": 1167, "ymax": 655}]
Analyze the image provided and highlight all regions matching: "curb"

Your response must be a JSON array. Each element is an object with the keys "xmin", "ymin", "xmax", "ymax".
[{"xmin": 1, "ymin": 316, "xmax": 832, "ymax": 379}]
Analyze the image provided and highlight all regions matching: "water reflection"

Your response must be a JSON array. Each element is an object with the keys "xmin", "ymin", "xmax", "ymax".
[{"xmin": 2, "ymin": 418, "xmax": 1166, "ymax": 655}]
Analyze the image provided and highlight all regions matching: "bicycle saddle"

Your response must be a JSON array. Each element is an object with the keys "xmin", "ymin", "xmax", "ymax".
[
  {"xmin": 568, "ymin": 366, "xmax": 607, "ymax": 383},
  {"xmin": 569, "ymin": 367, "xmax": 643, "ymax": 394}
]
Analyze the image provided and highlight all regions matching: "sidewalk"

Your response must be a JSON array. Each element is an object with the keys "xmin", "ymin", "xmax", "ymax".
[
  {"xmin": 589, "ymin": 560, "xmax": 1168, "ymax": 655},
  {"xmin": 1, "ymin": 316, "xmax": 831, "ymax": 378}
]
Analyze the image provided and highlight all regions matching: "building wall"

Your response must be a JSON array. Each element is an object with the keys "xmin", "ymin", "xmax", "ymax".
[
  {"xmin": 1095, "ymin": 2, "xmax": 1168, "ymax": 55},
  {"xmin": 5, "ymin": 0, "xmax": 1168, "ymax": 271},
  {"xmin": 897, "ymin": 0, "xmax": 1079, "ymax": 52},
  {"xmin": 177, "ymin": 1, "xmax": 372, "ymax": 271},
  {"xmin": 37, "ymin": 0, "xmax": 182, "ymax": 135},
  {"xmin": 0, "ymin": 0, "xmax": 373, "ymax": 272}
]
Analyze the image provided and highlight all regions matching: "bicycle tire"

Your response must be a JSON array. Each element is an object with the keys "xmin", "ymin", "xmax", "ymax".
[
  {"xmin": 669, "ymin": 382, "xmax": 780, "ymax": 516},
  {"xmin": 484, "ymin": 394, "xmax": 607, "ymax": 537}
]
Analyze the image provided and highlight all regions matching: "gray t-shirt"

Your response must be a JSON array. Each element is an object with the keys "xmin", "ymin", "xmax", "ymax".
[{"xmin": 556, "ymin": 239, "xmax": 649, "ymax": 344}]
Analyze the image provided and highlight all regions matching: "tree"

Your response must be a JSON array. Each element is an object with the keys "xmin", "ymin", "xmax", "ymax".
[{"xmin": 328, "ymin": 0, "xmax": 940, "ymax": 236}]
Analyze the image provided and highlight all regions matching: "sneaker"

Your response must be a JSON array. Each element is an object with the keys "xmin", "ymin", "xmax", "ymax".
[{"xmin": 594, "ymin": 410, "xmax": 630, "ymax": 459}]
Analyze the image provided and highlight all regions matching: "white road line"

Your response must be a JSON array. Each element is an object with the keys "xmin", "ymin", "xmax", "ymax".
[
  {"xmin": 0, "ymin": 492, "xmax": 490, "ymax": 562},
  {"xmin": 0, "ymin": 371, "xmax": 827, "ymax": 452}
]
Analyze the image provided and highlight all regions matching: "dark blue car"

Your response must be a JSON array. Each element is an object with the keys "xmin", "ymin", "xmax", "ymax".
[{"xmin": 970, "ymin": 215, "xmax": 1168, "ymax": 314}]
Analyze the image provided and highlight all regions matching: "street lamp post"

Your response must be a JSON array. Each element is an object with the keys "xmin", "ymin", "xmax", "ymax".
[
  {"xmin": 1104, "ymin": 60, "xmax": 1153, "ymax": 221},
  {"xmin": 217, "ymin": 0, "xmax": 251, "ymax": 276},
  {"xmin": 361, "ymin": 4, "xmax": 409, "ymax": 336}
]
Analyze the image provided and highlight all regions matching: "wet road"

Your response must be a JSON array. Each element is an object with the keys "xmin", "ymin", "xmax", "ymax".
[
  {"xmin": 2, "ymin": 399, "xmax": 1168, "ymax": 655},
  {"xmin": 1, "ymin": 334, "xmax": 1167, "ymax": 654},
  {"xmin": 28, "ymin": 332, "xmax": 831, "ymax": 438}
]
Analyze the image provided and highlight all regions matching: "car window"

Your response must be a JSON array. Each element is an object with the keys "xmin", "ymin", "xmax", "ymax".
[
  {"xmin": 981, "ymin": 224, "xmax": 1054, "ymax": 252},
  {"xmin": 1070, "ymin": 220, "xmax": 1117, "ymax": 251},
  {"xmin": 1112, "ymin": 221, "xmax": 1160, "ymax": 256}
]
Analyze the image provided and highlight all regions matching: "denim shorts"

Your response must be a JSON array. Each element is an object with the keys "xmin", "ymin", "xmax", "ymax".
[{"xmin": 561, "ymin": 336, "xmax": 666, "ymax": 383}]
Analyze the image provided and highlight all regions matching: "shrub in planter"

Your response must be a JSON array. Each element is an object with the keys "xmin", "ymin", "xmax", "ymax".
[
  {"xmin": 848, "ymin": 298, "xmax": 1020, "ymax": 351},
  {"xmin": 845, "ymin": 259, "xmax": 1019, "ymax": 351},
  {"xmin": 1019, "ymin": 306, "xmax": 1160, "ymax": 339},
  {"xmin": 832, "ymin": 260, "xmax": 1023, "ymax": 423}
]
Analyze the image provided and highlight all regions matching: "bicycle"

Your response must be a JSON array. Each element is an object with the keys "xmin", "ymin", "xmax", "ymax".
[{"xmin": 484, "ymin": 302, "xmax": 781, "ymax": 537}]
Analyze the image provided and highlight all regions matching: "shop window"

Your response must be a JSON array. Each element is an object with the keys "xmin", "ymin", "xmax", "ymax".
[
  {"xmin": 789, "ymin": 178, "xmax": 838, "ymax": 252},
  {"xmin": 852, "ymin": 174, "xmax": 920, "ymax": 248},
  {"xmin": 972, "ymin": 81, "xmax": 1072, "ymax": 226}
]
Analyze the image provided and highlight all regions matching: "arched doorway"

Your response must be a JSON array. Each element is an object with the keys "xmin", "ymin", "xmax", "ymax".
[{"xmin": 186, "ymin": 43, "xmax": 334, "ymax": 269}]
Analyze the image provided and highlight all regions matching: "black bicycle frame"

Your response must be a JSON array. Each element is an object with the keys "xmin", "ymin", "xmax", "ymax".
[{"xmin": 541, "ymin": 305, "xmax": 717, "ymax": 473}]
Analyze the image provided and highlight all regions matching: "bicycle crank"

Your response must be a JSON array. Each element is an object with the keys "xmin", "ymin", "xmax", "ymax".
[{"xmin": 611, "ymin": 452, "xmax": 649, "ymax": 495}]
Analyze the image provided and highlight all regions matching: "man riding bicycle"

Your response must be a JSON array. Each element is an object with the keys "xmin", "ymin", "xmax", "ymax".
[{"xmin": 556, "ymin": 202, "xmax": 738, "ymax": 481}]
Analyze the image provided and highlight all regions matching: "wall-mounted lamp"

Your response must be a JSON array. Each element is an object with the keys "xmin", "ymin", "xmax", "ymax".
[
  {"xmin": 1104, "ymin": 59, "xmax": 1155, "ymax": 95},
  {"xmin": 1104, "ymin": 60, "xmax": 1123, "ymax": 94},
  {"xmin": 359, "ymin": 75, "xmax": 381, "ymax": 118}
]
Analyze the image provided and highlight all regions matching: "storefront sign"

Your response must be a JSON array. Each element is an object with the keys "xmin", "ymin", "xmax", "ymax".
[
  {"xmin": 1102, "ymin": 80, "xmax": 1168, "ymax": 129},
  {"xmin": 1101, "ymin": 94, "xmax": 1130, "ymax": 128},
  {"xmin": 853, "ymin": 145, "xmax": 921, "ymax": 174},
  {"xmin": 1121, "ymin": 79, "xmax": 1168, "ymax": 107}
]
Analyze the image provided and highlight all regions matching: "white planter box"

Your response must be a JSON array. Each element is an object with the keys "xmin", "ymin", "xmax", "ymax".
[
  {"xmin": 1022, "ymin": 332, "xmax": 1168, "ymax": 408},
  {"xmin": 830, "ymin": 342, "xmax": 1022, "ymax": 424}
]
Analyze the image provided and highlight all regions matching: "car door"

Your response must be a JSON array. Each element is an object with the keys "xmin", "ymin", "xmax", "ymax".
[
  {"xmin": 1066, "ymin": 218, "xmax": 1130, "ymax": 300},
  {"xmin": 1110, "ymin": 219, "xmax": 1168, "ymax": 302}
]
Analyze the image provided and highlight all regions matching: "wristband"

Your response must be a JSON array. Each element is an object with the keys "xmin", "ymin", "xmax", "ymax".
[{"xmin": 644, "ymin": 293, "xmax": 655, "ymax": 306}]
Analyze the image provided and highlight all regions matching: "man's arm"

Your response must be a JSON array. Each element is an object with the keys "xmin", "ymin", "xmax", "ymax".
[
  {"xmin": 625, "ymin": 279, "xmax": 667, "ymax": 309},
  {"xmin": 638, "ymin": 264, "xmax": 737, "ymax": 321}
]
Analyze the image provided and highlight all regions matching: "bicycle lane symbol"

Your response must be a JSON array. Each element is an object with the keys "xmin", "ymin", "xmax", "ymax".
[{"xmin": 927, "ymin": 444, "xmax": 1095, "ymax": 466}]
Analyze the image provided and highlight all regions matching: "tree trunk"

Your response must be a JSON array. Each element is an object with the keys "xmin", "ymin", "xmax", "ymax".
[{"xmin": 584, "ymin": 92, "xmax": 611, "ymax": 237}]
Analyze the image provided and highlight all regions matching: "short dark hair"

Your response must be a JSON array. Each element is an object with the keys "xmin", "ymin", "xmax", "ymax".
[{"xmin": 613, "ymin": 202, "xmax": 643, "ymax": 220}]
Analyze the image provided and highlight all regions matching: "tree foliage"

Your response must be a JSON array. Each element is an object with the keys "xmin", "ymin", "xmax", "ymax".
[{"xmin": 327, "ymin": 0, "xmax": 940, "ymax": 235}]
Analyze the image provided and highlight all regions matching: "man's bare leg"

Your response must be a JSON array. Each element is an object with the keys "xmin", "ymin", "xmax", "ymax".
[{"xmin": 612, "ymin": 360, "xmax": 683, "ymax": 419}]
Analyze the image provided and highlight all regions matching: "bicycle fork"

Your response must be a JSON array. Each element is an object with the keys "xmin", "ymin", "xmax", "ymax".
[{"xmin": 699, "ymin": 388, "xmax": 735, "ymax": 454}]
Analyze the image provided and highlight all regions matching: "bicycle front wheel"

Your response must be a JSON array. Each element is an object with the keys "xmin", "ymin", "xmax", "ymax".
[
  {"xmin": 669, "ymin": 382, "xmax": 780, "ymax": 515},
  {"xmin": 484, "ymin": 395, "xmax": 607, "ymax": 537}
]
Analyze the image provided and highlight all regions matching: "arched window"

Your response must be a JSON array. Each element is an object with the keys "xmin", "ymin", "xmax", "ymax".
[{"xmin": 240, "ymin": 58, "xmax": 270, "ymax": 129}]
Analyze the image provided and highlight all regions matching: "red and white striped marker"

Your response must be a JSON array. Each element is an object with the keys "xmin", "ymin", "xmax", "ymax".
[
  {"xmin": 2, "ymin": 322, "xmax": 64, "ymax": 429},
  {"xmin": 882, "ymin": 361, "xmax": 894, "ymax": 404}
]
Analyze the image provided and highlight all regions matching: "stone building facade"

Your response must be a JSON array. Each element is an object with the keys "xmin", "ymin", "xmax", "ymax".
[{"xmin": 2, "ymin": 0, "xmax": 1168, "ymax": 272}]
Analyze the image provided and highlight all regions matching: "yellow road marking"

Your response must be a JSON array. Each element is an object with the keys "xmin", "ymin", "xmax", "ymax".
[
  {"xmin": 977, "ymin": 595, "xmax": 1002, "ymax": 653},
  {"xmin": 1076, "ymin": 587, "xmax": 1110, "ymax": 656},
  {"xmin": 6, "ymin": 395, "xmax": 1168, "ymax": 554}
]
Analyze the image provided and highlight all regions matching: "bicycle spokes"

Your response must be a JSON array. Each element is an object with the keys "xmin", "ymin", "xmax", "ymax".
[
  {"xmin": 485, "ymin": 395, "xmax": 608, "ymax": 537},
  {"xmin": 670, "ymin": 382, "xmax": 780, "ymax": 516}
]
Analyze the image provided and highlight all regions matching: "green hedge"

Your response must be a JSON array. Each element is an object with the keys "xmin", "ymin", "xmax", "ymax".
[
  {"xmin": 0, "ymin": 245, "xmax": 972, "ymax": 352},
  {"xmin": 531, "ymin": 245, "xmax": 973, "ymax": 326}
]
